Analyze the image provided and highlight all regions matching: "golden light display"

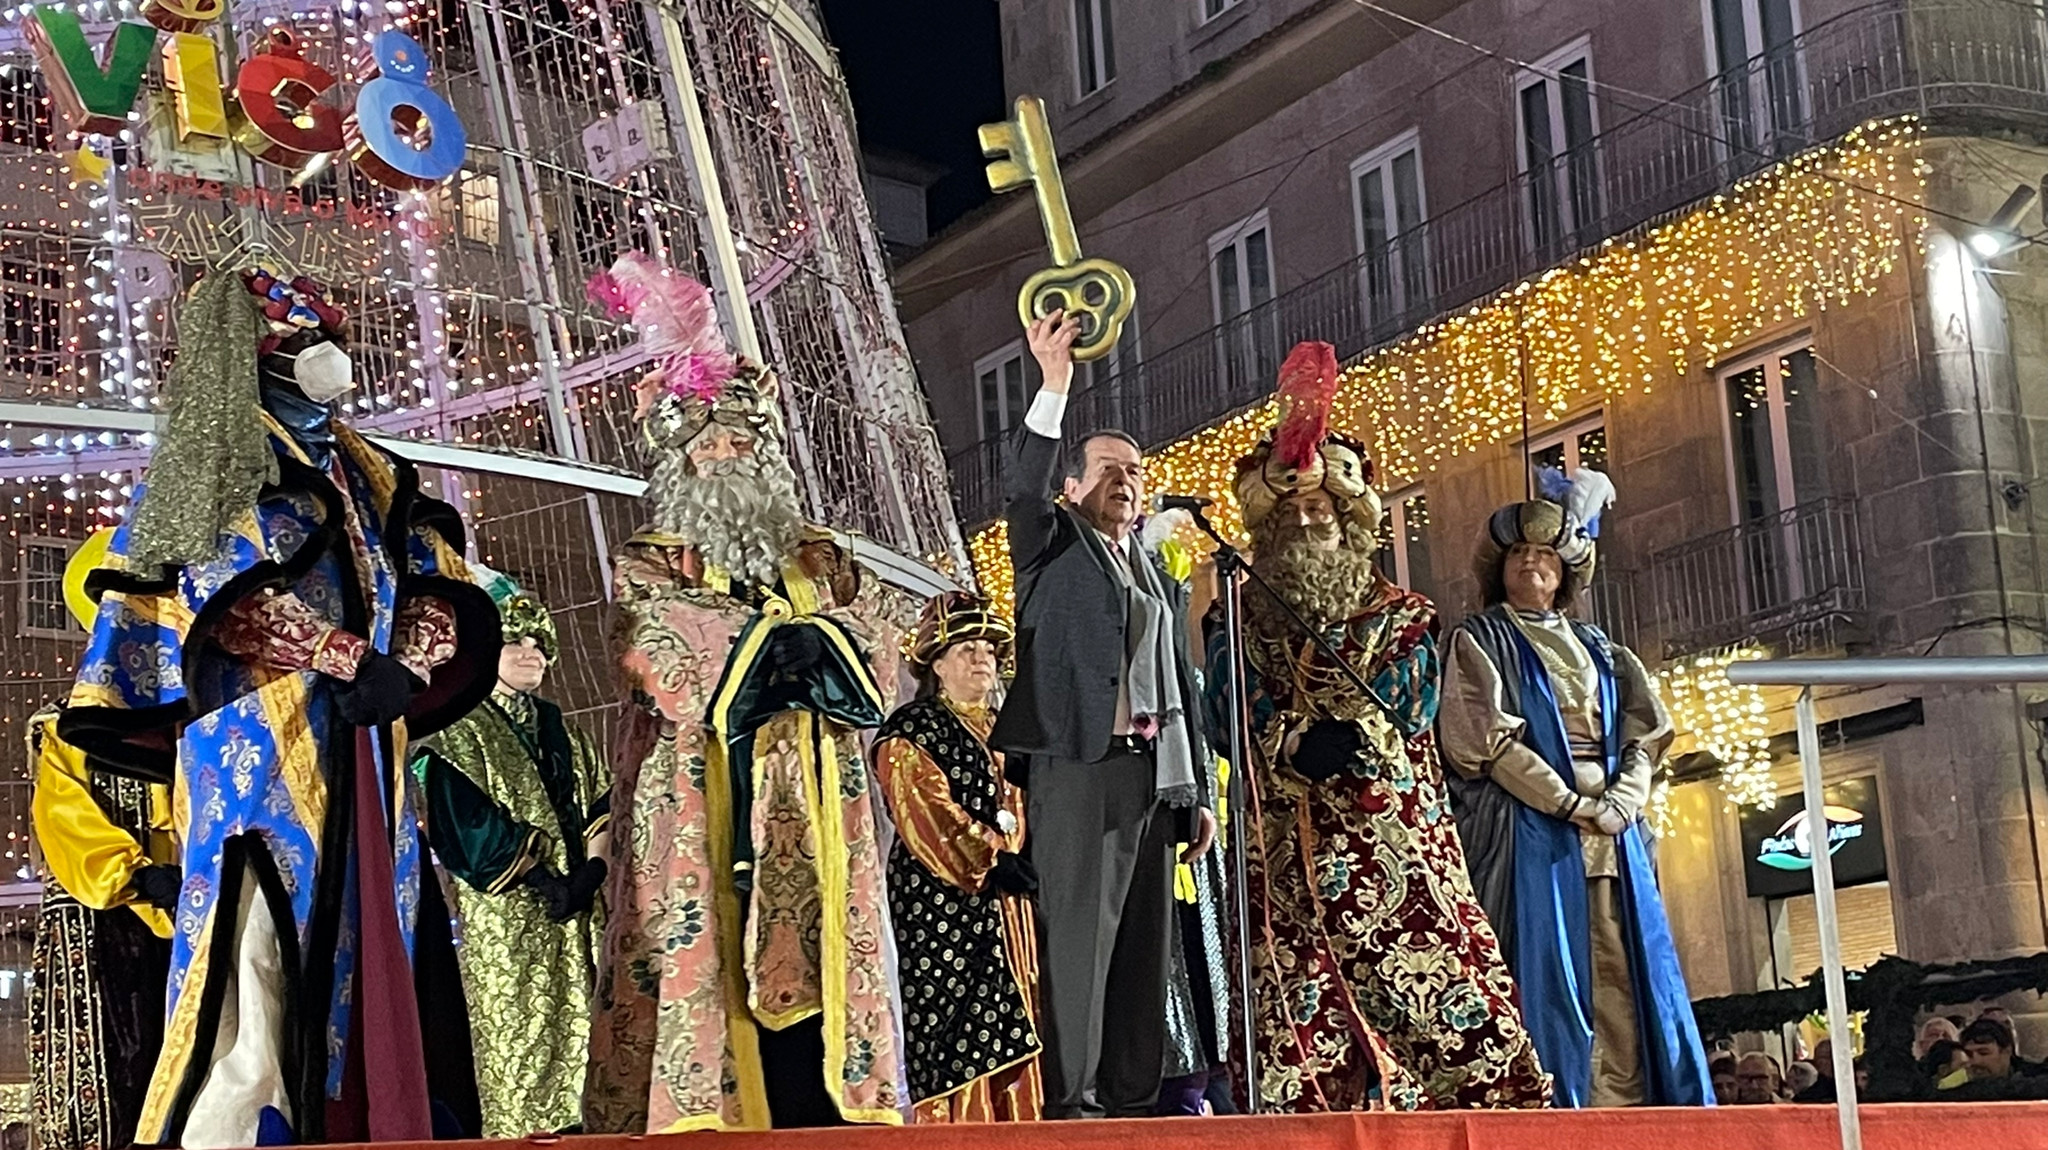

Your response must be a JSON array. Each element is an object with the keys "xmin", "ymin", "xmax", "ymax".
[
  {"xmin": 965, "ymin": 121, "xmax": 1920, "ymax": 810},
  {"xmin": 971, "ymin": 118, "xmax": 1922, "ymax": 610},
  {"xmin": 1656, "ymin": 645, "xmax": 1777, "ymax": 810}
]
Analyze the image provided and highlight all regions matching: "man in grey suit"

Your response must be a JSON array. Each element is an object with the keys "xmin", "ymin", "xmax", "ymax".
[{"xmin": 990, "ymin": 311, "xmax": 1217, "ymax": 1119}]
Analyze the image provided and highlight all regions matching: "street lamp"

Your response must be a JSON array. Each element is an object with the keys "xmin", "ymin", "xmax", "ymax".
[{"xmin": 1968, "ymin": 183, "xmax": 2036, "ymax": 258}]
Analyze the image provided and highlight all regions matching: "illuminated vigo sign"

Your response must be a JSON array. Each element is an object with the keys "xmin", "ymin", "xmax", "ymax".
[{"xmin": 21, "ymin": 0, "xmax": 467, "ymax": 191}]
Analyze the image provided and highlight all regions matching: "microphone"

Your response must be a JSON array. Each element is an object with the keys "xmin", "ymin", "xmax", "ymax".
[{"xmin": 1150, "ymin": 494, "xmax": 1214, "ymax": 514}]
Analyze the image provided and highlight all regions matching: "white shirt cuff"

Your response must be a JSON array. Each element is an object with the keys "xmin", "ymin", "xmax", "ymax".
[{"xmin": 1022, "ymin": 389, "xmax": 1067, "ymax": 439}]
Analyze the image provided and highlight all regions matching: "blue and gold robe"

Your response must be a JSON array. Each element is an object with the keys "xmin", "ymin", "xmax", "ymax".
[{"xmin": 61, "ymin": 418, "xmax": 498, "ymax": 1146}]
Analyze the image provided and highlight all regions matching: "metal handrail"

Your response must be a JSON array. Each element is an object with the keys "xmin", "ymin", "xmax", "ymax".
[
  {"xmin": 948, "ymin": 0, "xmax": 2048, "ymax": 527},
  {"xmin": 1723, "ymin": 655, "xmax": 2048, "ymax": 1150}
]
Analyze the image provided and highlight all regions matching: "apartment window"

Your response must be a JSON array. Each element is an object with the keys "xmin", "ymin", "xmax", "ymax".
[
  {"xmin": 297, "ymin": 161, "xmax": 341, "ymax": 207},
  {"xmin": 1720, "ymin": 340, "xmax": 1828, "ymax": 611},
  {"xmin": 432, "ymin": 169, "xmax": 502, "ymax": 247},
  {"xmin": 0, "ymin": 70, "xmax": 54, "ymax": 152},
  {"xmin": 20, "ymin": 538, "xmax": 73, "ymax": 638},
  {"xmin": 1376, "ymin": 488, "xmax": 1436, "ymax": 598},
  {"xmin": 1517, "ymin": 38, "xmax": 1601, "ymax": 256},
  {"xmin": 1351, "ymin": 130, "xmax": 1429, "ymax": 327},
  {"xmin": 565, "ymin": 187, "xmax": 625, "ymax": 271},
  {"xmin": 1709, "ymin": 0, "xmax": 1804, "ymax": 166},
  {"xmin": 1200, "ymin": 0, "xmax": 1241, "ymax": 22},
  {"xmin": 1074, "ymin": 0, "xmax": 1116, "ymax": 97},
  {"xmin": 1528, "ymin": 412, "xmax": 1609, "ymax": 485},
  {"xmin": 2, "ymin": 259, "xmax": 64, "ymax": 380},
  {"xmin": 1210, "ymin": 212, "xmax": 1277, "ymax": 393},
  {"xmin": 1079, "ymin": 309, "xmax": 1143, "ymax": 432},
  {"xmin": 1723, "ymin": 342, "xmax": 1825, "ymax": 523},
  {"xmin": 975, "ymin": 341, "xmax": 1029, "ymax": 439}
]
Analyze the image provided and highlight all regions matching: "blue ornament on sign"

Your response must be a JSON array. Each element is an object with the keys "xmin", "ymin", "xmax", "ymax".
[{"xmin": 343, "ymin": 30, "xmax": 467, "ymax": 191}]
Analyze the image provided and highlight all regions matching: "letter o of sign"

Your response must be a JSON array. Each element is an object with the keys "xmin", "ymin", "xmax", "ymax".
[
  {"xmin": 232, "ymin": 28, "xmax": 344, "ymax": 170},
  {"xmin": 344, "ymin": 30, "xmax": 467, "ymax": 191}
]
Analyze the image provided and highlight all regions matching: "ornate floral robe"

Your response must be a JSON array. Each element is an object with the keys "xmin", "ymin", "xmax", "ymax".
[
  {"xmin": 60, "ymin": 420, "xmax": 498, "ymax": 1147},
  {"xmin": 412, "ymin": 692, "xmax": 609, "ymax": 1137},
  {"xmin": 586, "ymin": 535, "xmax": 907, "ymax": 1132},
  {"xmin": 27, "ymin": 707, "xmax": 173, "ymax": 1150},
  {"xmin": 1225, "ymin": 580, "xmax": 1551, "ymax": 1111}
]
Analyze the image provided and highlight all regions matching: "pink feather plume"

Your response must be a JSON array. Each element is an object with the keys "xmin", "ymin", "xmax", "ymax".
[
  {"xmin": 586, "ymin": 251, "xmax": 736, "ymax": 400},
  {"xmin": 1272, "ymin": 341, "xmax": 1340, "ymax": 470}
]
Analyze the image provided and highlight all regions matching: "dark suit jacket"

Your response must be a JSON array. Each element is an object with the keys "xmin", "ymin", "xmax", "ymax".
[{"xmin": 989, "ymin": 423, "xmax": 1205, "ymax": 774}]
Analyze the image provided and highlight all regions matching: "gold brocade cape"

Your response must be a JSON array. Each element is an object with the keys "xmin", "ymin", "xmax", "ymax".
[{"xmin": 411, "ymin": 693, "xmax": 609, "ymax": 1138}]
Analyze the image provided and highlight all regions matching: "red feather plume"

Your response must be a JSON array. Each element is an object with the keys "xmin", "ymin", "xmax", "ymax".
[{"xmin": 1272, "ymin": 341, "xmax": 1339, "ymax": 470}]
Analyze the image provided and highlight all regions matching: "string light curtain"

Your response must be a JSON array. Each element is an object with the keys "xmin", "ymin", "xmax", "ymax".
[{"xmin": 969, "ymin": 120, "xmax": 1923, "ymax": 619}]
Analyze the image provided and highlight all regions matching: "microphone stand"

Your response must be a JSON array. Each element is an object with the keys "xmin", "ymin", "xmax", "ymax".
[{"xmin": 1186, "ymin": 505, "xmax": 1405, "ymax": 1118}]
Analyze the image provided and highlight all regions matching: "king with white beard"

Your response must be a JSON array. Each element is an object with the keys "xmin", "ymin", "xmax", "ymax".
[{"xmin": 583, "ymin": 315, "xmax": 908, "ymax": 1132}]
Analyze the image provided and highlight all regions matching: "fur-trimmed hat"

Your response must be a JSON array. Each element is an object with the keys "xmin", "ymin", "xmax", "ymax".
[{"xmin": 1233, "ymin": 341, "xmax": 1380, "ymax": 538}]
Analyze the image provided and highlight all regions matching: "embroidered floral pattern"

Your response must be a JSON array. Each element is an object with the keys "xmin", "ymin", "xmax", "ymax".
[
  {"xmin": 1234, "ymin": 590, "xmax": 1552, "ymax": 1112},
  {"xmin": 586, "ymin": 542, "xmax": 906, "ymax": 1133}
]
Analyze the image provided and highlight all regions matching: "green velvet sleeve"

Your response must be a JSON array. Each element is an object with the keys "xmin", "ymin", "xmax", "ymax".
[{"xmin": 413, "ymin": 745, "xmax": 543, "ymax": 894}]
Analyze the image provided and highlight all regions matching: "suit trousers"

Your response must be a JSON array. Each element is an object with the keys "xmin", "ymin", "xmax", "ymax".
[{"xmin": 1028, "ymin": 749, "xmax": 1176, "ymax": 1119}]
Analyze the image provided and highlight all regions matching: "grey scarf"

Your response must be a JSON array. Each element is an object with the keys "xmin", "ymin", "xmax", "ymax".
[{"xmin": 1120, "ymin": 538, "xmax": 1198, "ymax": 808}]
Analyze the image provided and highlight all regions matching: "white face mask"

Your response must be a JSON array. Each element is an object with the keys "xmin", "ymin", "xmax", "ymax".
[{"xmin": 294, "ymin": 341, "xmax": 355, "ymax": 403}]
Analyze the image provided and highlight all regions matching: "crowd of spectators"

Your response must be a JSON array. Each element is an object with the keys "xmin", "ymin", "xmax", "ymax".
[{"xmin": 1708, "ymin": 1005, "xmax": 2045, "ymax": 1104}]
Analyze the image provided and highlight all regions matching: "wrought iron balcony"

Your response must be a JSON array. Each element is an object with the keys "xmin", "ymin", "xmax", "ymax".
[
  {"xmin": 947, "ymin": 0, "xmax": 2048, "ymax": 528},
  {"xmin": 1643, "ymin": 497, "xmax": 1866, "ymax": 658}
]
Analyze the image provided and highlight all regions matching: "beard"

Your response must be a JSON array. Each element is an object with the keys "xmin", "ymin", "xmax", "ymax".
[
  {"xmin": 650, "ymin": 443, "xmax": 806, "ymax": 589},
  {"xmin": 1248, "ymin": 517, "xmax": 1383, "ymax": 634}
]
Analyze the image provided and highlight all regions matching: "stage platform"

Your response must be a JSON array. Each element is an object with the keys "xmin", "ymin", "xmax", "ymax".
[{"xmin": 330, "ymin": 1105, "xmax": 2048, "ymax": 1150}]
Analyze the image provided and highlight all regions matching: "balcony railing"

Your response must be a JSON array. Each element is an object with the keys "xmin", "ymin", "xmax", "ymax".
[
  {"xmin": 1644, "ymin": 497, "xmax": 1866, "ymax": 658},
  {"xmin": 947, "ymin": 0, "xmax": 2048, "ymax": 528},
  {"xmin": 1583, "ymin": 567, "xmax": 1643, "ymax": 655}
]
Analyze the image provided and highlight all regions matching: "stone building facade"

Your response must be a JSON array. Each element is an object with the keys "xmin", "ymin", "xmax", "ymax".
[{"xmin": 897, "ymin": 0, "xmax": 2048, "ymax": 1046}]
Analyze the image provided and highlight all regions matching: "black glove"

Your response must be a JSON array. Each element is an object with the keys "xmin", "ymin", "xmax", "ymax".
[
  {"xmin": 132, "ymin": 863, "xmax": 183, "ymax": 909},
  {"xmin": 558, "ymin": 857, "xmax": 608, "ymax": 922},
  {"xmin": 525, "ymin": 858, "xmax": 607, "ymax": 923},
  {"xmin": 988, "ymin": 851, "xmax": 1039, "ymax": 896},
  {"xmin": 1290, "ymin": 718, "xmax": 1362, "ymax": 783},
  {"xmin": 766, "ymin": 624, "xmax": 828, "ymax": 677},
  {"xmin": 334, "ymin": 652, "xmax": 424, "ymax": 728},
  {"xmin": 523, "ymin": 865, "xmax": 573, "ymax": 921}
]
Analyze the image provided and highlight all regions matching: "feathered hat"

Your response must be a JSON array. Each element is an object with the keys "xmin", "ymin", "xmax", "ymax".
[
  {"xmin": 243, "ymin": 264, "xmax": 348, "ymax": 354},
  {"xmin": 472, "ymin": 562, "xmax": 558, "ymax": 661},
  {"xmin": 905, "ymin": 590, "xmax": 1013, "ymax": 668},
  {"xmin": 1233, "ymin": 341, "xmax": 1379, "ymax": 536},
  {"xmin": 587, "ymin": 252, "xmax": 780, "ymax": 454},
  {"xmin": 1474, "ymin": 466, "xmax": 1617, "ymax": 592}
]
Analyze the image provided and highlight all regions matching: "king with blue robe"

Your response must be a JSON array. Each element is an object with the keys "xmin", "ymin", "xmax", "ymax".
[{"xmin": 59, "ymin": 267, "xmax": 499, "ymax": 1147}]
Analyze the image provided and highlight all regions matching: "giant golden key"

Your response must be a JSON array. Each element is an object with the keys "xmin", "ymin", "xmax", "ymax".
[{"xmin": 978, "ymin": 96, "xmax": 1136, "ymax": 362}]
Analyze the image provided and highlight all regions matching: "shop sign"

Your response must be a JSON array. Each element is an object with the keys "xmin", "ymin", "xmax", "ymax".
[{"xmin": 1737, "ymin": 774, "xmax": 1888, "ymax": 900}]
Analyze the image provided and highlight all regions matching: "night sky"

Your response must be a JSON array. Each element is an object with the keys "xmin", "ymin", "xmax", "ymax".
[{"xmin": 820, "ymin": 0, "xmax": 1005, "ymax": 235}]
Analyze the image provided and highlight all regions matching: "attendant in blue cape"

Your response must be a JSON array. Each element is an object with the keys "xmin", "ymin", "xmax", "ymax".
[{"xmin": 1437, "ymin": 475, "xmax": 1711, "ymax": 1108}]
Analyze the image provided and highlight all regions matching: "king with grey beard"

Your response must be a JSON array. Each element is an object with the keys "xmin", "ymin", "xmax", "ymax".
[
  {"xmin": 650, "ymin": 439, "xmax": 807, "ymax": 589},
  {"xmin": 1248, "ymin": 516, "xmax": 1384, "ymax": 639}
]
